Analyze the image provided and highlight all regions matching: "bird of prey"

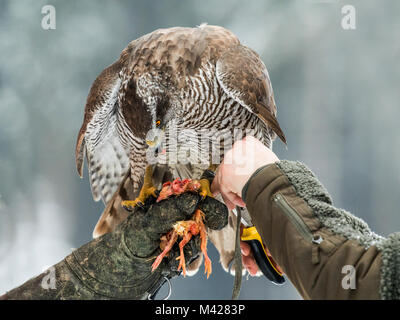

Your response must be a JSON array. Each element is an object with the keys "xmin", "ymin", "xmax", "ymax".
[{"xmin": 75, "ymin": 24, "xmax": 286, "ymax": 276}]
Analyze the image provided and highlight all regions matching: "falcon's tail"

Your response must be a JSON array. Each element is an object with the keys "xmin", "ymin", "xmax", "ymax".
[
  {"xmin": 92, "ymin": 171, "xmax": 134, "ymax": 238},
  {"xmin": 257, "ymin": 102, "xmax": 287, "ymax": 145},
  {"xmin": 92, "ymin": 165, "xmax": 173, "ymax": 238}
]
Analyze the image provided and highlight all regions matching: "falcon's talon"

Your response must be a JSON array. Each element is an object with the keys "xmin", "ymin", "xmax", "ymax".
[
  {"xmin": 121, "ymin": 200, "xmax": 139, "ymax": 211},
  {"xmin": 199, "ymin": 179, "xmax": 213, "ymax": 199},
  {"xmin": 121, "ymin": 166, "xmax": 156, "ymax": 211},
  {"xmin": 145, "ymin": 186, "xmax": 158, "ymax": 198},
  {"xmin": 121, "ymin": 199, "xmax": 144, "ymax": 211}
]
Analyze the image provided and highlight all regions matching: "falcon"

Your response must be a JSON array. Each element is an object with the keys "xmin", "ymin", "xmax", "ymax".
[{"xmin": 75, "ymin": 24, "xmax": 286, "ymax": 277}]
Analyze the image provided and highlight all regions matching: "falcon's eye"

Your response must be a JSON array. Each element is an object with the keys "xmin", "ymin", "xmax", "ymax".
[{"xmin": 156, "ymin": 120, "xmax": 161, "ymax": 127}]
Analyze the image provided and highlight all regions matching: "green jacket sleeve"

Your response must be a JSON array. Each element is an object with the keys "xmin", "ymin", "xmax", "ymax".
[{"xmin": 243, "ymin": 160, "xmax": 400, "ymax": 300}]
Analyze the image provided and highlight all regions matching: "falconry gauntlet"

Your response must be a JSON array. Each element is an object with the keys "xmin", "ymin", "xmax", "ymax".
[{"xmin": 1, "ymin": 192, "xmax": 228, "ymax": 300}]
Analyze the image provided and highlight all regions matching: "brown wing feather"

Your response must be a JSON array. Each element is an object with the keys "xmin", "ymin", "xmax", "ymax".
[
  {"xmin": 93, "ymin": 170, "xmax": 132, "ymax": 238},
  {"xmin": 256, "ymin": 102, "xmax": 287, "ymax": 145},
  {"xmin": 118, "ymin": 24, "xmax": 240, "ymax": 90},
  {"xmin": 75, "ymin": 130, "xmax": 86, "ymax": 178},
  {"xmin": 75, "ymin": 61, "xmax": 123, "ymax": 177},
  {"xmin": 75, "ymin": 60, "xmax": 130, "ymax": 204},
  {"xmin": 216, "ymin": 44, "xmax": 286, "ymax": 144}
]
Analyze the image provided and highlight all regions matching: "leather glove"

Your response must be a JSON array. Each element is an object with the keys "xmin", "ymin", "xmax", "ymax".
[{"xmin": 1, "ymin": 190, "xmax": 228, "ymax": 300}]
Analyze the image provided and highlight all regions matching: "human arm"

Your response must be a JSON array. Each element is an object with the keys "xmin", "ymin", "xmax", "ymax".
[
  {"xmin": 212, "ymin": 136, "xmax": 400, "ymax": 299},
  {"xmin": 1, "ymin": 193, "xmax": 227, "ymax": 300}
]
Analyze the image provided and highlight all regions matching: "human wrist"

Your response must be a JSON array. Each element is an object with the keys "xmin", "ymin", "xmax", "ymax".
[{"xmin": 241, "ymin": 163, "xmax": 278, "ymax": 201}]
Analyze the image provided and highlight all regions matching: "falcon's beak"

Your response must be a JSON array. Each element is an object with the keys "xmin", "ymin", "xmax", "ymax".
[
  {"xmin": 146, "ymin": 137, "xmax": 159, "ymax": 147},
  {"xmin": 146, "ymin": 126, "xmax": 165, "ymax": 149},
  {"xmin": 146, "ymin": 135, "xmax": 166, "ymax": 155}
]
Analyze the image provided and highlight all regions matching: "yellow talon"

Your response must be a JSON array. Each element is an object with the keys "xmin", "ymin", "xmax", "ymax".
[
  {"xmin": 199, "ymin": 178, "xmax": 213, "ymax": 199},
  {"xmin": 122, "ymin": 166, "xmax": 157, "ymax": 211},
  {"xmin": 121, "ymin": 199, "xmax": 140, "ymax": 211}
]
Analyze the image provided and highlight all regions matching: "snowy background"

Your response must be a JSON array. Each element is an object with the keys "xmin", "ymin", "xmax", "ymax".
[{"xmin": 1, "ymin": 0, "xmax": 399, "ymax": 299}]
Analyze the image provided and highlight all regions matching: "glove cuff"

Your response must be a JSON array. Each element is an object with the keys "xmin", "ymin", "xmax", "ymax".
[{"xmin": 64, "ymin": 247, "xmax": 172, "ymax": 299}]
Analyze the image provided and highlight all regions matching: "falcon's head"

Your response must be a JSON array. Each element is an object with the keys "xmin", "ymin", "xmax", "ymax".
[{"xmin": 145, "ymin": 98, "xmax": 174, "ymax": 149}]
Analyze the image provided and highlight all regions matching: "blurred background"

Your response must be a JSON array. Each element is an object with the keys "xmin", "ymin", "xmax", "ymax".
[{"xmin": 0, "ymin": 0, "xmax": 399, "ymax": 299}]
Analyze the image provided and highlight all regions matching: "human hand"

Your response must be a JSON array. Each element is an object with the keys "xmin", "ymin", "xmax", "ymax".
[
  {"xmin": 211, "ymin": 136, "xmax": 279, "ymax": 210},
  {"xmin": 240, "ymin": 240, "xmax": 261, "ymax": 276}
]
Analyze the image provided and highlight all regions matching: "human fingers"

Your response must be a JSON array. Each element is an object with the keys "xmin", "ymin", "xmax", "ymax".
[
  {"xmin": 242, "ymin": 255, "xmax": 259, "ymax": 276},
  {"xmin": 231, "ymin": 193, "xmax": 246, "ymax": 208},
  {"xmin": 241, "ymin": 241, "xmax": 260, "ymax": 275},
  {"xmin": 240, "ymin": 241, "xmax": 260, "ymax": 275},
  {"xmin": 240, "ymin": 241, "xmax": 251, "ymax": 256},
  {"xmin": 220, "ymin": 193, "xmax": 236, "ymax": 211},
  {"xmin": 221, "ymin": 190, "xmax": 245, "ymax": 210}
]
